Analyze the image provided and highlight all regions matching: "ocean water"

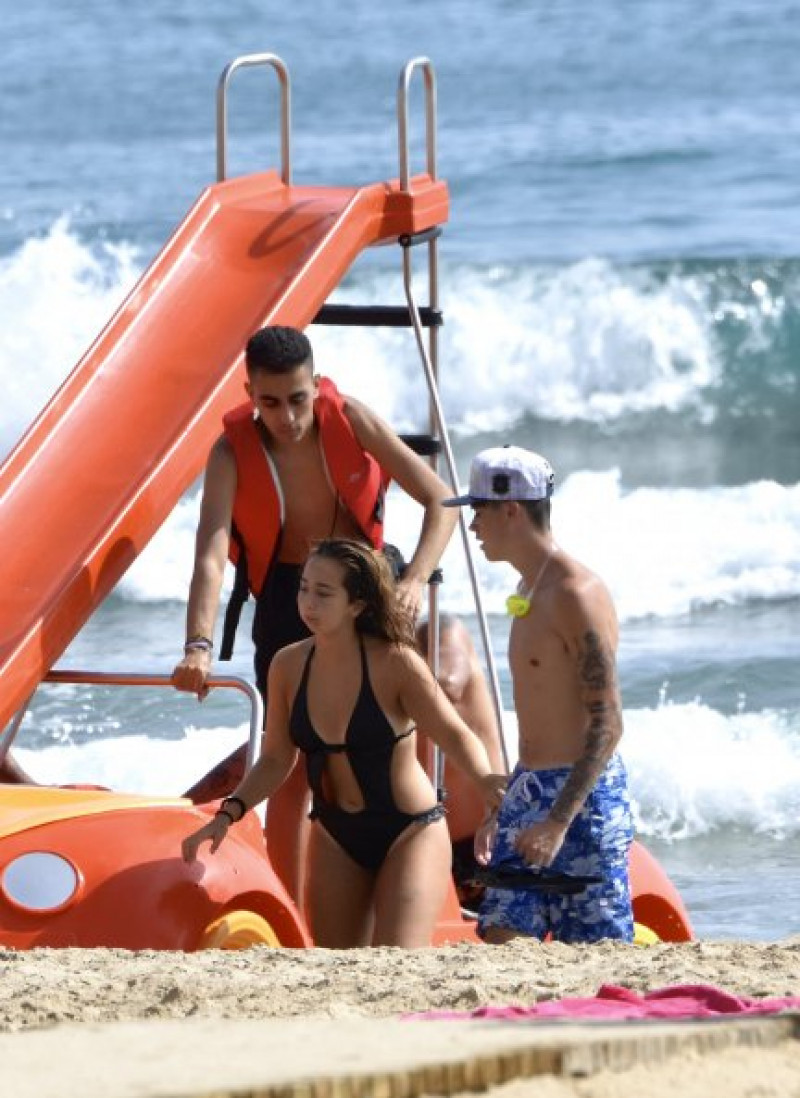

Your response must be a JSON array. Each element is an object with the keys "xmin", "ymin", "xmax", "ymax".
[{"xmin": 2, "ymin": 0, "xmax": 799, "ymax": 942}]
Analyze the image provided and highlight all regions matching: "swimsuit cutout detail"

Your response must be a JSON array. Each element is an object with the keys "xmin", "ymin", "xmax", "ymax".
[{"xmin": 290, "ymin": 638, "xmax": 445, "ymax": 870}]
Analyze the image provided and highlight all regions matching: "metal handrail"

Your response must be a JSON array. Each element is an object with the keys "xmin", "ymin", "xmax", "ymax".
[
  {"xmin": 396, "ymin": 60, "xmax": 509, "ymax": 773},
  {"xmin": 216, "ymin": 52, "xmax": 291, "ymax": 184},
  {"xmin": 397, "ymin": 57, "xmax": 437, "ymax": 190},
  {"xmin": 35, "ymin": 671, "xmax": 264, "ymax": 772},
  {"xmin": 401, "ymin": 257, "xmax": 508, "ymax": 771}
]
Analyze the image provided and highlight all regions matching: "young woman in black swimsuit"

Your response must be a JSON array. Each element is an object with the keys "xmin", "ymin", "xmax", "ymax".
[{"xmin": 182, "ymin": 537, "xmax": 506, "ymax": 947}]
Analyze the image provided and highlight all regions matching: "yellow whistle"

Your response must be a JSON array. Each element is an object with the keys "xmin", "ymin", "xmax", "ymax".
[
  {"xmin": 505, "ymin": 547, "xmax": 557, "ymax": 619},
  {"xmin": 505, "ymin": 593, "xmax": 531, "ymax": 618}
]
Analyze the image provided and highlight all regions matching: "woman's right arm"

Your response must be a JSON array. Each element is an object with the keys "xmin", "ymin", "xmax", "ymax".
[
  {"xmin": 182, "ymin": 652, "xmax": 300, "ymax": 861},
  {"xmin": 396, "ymin": 648, "xmax": 506, "ymax": 809}
]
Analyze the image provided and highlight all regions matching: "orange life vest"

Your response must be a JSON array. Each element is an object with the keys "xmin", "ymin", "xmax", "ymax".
[{"xmin": 223, "ymin": 375, "xmax": 389, "ymax": 599}]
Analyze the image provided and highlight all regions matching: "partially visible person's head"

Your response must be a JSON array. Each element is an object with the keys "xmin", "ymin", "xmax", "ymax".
[
  {"xmin": 443, "ymin": 445, "xmax": 554, "ymax": 533},
  {"xmin": 416, "ymin": 614, "xmax": 474, "ymax": 703},
  {"xmin": 305, "ymin": 539, "xmax": 415, "ymax": 646},
  {"xmin": 415, "ymin": 612, "xmax": 462, "ymax": 651},
  {"xmin": 245, "ymin": 326, "xmax": 313, "ymax": 377}
]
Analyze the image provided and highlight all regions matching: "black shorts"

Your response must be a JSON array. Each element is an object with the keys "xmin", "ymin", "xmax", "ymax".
[{"xmin": 252, "ymin": 562, "xmax": 309, "ymax": 698}]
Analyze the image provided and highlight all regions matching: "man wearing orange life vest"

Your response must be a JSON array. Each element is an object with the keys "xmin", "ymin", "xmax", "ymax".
[{"xmin": 171, "ymin": 325, "xmax": 458, "ymax": 804}]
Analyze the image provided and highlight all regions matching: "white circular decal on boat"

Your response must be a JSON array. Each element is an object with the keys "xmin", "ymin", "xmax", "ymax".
[{"xmin": 1, "ymin": 852, "xmax": 81, "ymax": 912}]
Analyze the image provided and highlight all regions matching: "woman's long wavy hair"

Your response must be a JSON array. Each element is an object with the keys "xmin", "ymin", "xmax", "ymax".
[{"xmin": 309, "ymin": 538, "xmax": 415, "ymax": 647}]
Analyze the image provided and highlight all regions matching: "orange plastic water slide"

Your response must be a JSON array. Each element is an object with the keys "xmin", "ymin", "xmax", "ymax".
[{"xmin": 0, "ymin": 169, "xmax": 449, "ymax": 730}]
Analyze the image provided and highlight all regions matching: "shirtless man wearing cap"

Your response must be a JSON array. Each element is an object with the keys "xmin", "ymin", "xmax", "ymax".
[{"xmin": 443, "ymin": 446, "xmax": 634, "ymax": 943}]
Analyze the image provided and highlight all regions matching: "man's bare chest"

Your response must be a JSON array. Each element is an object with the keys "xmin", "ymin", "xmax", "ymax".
[
  {"xmin": 269, "ymin": 446, "xmax": 360, "ymax": 558},
  {"xmin": 273, "ymin": 449, "xmax": 333, "ymax": 520},
  {"xmin": 509, "ymin": 615, "xmax": 570, "ymax": 679}
]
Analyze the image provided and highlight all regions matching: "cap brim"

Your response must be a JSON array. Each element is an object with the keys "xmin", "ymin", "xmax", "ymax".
[{"xmin": 442, "ymin": 494, "xmax": 475, "ymax": 507}]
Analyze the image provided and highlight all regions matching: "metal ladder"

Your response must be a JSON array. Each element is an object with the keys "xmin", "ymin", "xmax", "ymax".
[{"xmin": 217, "ymin": 53, "xmax": 508, "ymax": 775}]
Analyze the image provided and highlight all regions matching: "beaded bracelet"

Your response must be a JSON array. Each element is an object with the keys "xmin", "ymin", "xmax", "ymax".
[{"xmin": 184, "ymin": 635, "xmax": 213, "ymax": 654}]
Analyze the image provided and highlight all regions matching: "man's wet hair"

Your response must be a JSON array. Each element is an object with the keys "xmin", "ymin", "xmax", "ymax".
[
  {"xmin": 477, "ymin": 496, "xmax": 551, "ymax": 531},
  {"xmin": 245, "ymin": 326, "xmax": 313, "ymax": 375},
  {"xmin": 520, "ymin": 498, "xmax": 551, "ymax": 531}
]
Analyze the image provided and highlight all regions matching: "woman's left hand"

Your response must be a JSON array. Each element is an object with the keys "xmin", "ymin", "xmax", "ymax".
[
  {"xmin": 479, "ymin": 772, "xmax": 507, "ymax": 809},
  {"xmin": 474, "ymin": 812, "xmax": 498, "ymax": 866}
]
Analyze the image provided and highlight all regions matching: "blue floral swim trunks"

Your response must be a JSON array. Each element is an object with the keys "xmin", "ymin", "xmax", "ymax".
[{"xmin": 478, "ymin": 754, "xmax": 634, "ymax": 943}]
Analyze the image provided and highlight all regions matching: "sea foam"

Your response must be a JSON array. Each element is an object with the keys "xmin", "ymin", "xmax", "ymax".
[
  {"xmin": 14, "ymin": 702, "xmax": 799, "ymax": 841},
  {"xmin": 4, "ymin": 222, "xmax": 800, "ymax": 624},
  {"xmin": 4, "ymin": 223, "xmax": 789, "ymax": 448}
]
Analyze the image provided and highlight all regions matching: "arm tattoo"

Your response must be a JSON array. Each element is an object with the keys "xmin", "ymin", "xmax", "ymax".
[
  {"xmin": 580, "ymin": 629, "xmax": 610, "ymax": 690},
  {"xmin": 549, "ymin": 630, "xmax": 621, "ymax": 826}
]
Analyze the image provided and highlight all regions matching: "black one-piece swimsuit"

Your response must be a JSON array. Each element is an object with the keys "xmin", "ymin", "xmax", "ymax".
[{"xmin": 289, "ymin": 639, "xmax": 445, "ymax": 871}]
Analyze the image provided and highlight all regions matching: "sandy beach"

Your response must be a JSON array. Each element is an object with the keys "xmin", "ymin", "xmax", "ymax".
[
  {"xmin": 2, "ymin": 938, "xmax": 798, "ymax": 1096},
  {"xmin": 3, "ymin": 937, "xmax": 800, "ymax": 1031}
]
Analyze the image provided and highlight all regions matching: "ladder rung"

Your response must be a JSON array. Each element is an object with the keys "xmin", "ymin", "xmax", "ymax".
[
  {"xmin": 313, "ymin": 304, "xmax": 443, "ymax": 328},
  {"xmin": 399, "ymin": 433, "xmax": 442, "ymax": 457},
  {"xmin": 399, "ymin": 226, "xmax": 443, "ymax": 248}
]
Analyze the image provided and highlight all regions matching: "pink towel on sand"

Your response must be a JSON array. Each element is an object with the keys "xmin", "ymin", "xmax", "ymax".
[{"xmin": 410, "ymin": 985, "xmax": 800, "ymax": 1022}]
